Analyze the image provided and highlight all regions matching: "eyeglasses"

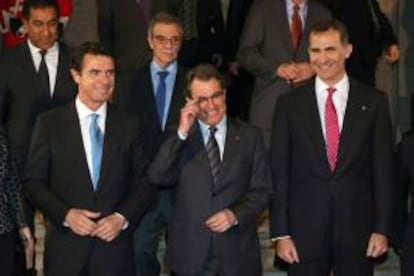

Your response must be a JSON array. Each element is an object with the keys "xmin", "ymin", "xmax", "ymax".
[
  {"xmin": 152, "ymin": 35, "xmax": 182, "ymax": 46},
  {"xmin": 196, "ymin": 90, "xmax": 225, "ymax": 106}
]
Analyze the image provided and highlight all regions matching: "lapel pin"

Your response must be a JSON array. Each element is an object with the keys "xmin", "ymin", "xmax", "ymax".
[
  {"xmin": 235, "ymin": 136, "xmax": 240, "ymax": 141},
  {"xmin": 361, "ymin": 105, "xmax": 367, "ymax": 111}
]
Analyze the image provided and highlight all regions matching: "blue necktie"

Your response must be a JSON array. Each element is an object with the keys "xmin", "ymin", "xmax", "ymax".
[
  {"xmin": 89, "ymin": 113, "xmax": 103, "ymax": 190},
  {"xmin": 155, "ymin": 71, "xmax": 169, "ymax": 126}
]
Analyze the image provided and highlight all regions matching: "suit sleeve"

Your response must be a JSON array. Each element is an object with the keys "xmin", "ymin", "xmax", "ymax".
[
  {"xmin": 229, "ymin": 128, "xmax": 273, "ymax": 230},
  {"xmin": 269, "ymin": 95, "xmax": 291, "ymax": 238},
  {"xmin": 148, "ymin": 134, "xmax": 186, "ymax": 187},
  {"xmin": 237, "ymin": 0, "xmax": 279, "ymax": 82},
  {"xmin": 392, "ymin": 135, "xmax": 411, "ymax": 250},
  {"xmin": 114, "ymin": 119, "xmax": 156, "ymax": 226},
  {"xmin": 370, "ymin": 0, "xmax": 398, "ymax": 50},
  {"xmin": 372, "ymin": 92, "xmax": 395, "ymax": 236},
  {"xmin": 23, "ymin": 116, "xmax": 71, "ymax": 227},
  {"xmin": 96, "ymin": 0, "xmax": 114, "ymax": 55}
]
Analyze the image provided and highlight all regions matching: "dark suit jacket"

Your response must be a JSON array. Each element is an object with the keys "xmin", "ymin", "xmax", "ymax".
[
  {"xmin": 238, "ymin": 0, "xmax": 331, "ymax": 145},
  {"xmin": 148, "ymin": 118, "xmax": 272, "ymax": 275},
  {"xmin": 120, "ymin": 63, "xmax": 187, "ymax": 162},
  {"xmin": 97, "ymin": 0, "xmax": 181, "ymax": 94},
  {"xmin": 394, "ymin": 131, "xmax": 414, "ymax": 254},
  {"xmin": 0, "ymin": 42, "xmax": 76, "ymax": 171},
  {"xmin": 270, "ymin": 78, "xmax": 394, "ymax": 261},
  {"xmin": 23, "ymin": 103, "xmax": 155, "ymax": 276}
]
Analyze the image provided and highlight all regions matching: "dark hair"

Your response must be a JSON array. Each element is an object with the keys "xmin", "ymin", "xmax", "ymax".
[
  {"xmin": 186, "ymin": 64, "xmax": 227, "ymax": 97},
  {"xmin": 71, "ymin": 42, "xmax": 114, "ymax": 72},
  {"xmin": 148, "ymin": 13, "xmax": 183, "ymax": 36},
  {"xmin": 23, "ymin": 0, "xmax": 60, "ymax": 20},
  {"xmin": 310, "ymin": 19, "xmax": 349, "ymax": 45}
]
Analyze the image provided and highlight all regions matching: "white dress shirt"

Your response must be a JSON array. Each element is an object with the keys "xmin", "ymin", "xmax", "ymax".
[
  {"xmin": 198, "ymin": 116, "xmax": 227, "ymax": 160},
  {"xmin": 286, "ymin": 0, "xmax": 308, "ymax": 31},
  {"xmin": 75, "ymin": 97, "xmax": 107, "ymax": 179},
  {"xmin": 27, "ymin": 40, "xmax": 59, "ymax": 96},
  {"xmin": 315, "ymin": 74, "xmax": 349, "ymax": 140}
]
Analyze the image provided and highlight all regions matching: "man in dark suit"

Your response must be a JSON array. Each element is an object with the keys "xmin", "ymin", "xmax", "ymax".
[
  {"xmin": 23, "ymin": 42, "xmax": 155, "ymax": 276},
  {"xmin": 0, "ymin": 0, "xmax": 76, "ymax": 177},
  {"xmin": 97, "ymin": 0, "xmax": 182, "ymax": 98},
  {"xmin": 238, "ymin": 0, "xmax": 331, "ymax": 147},
  {"xmin": 0, "ymin": 0, "xmax": 76, "ymax": 273},
  {"xmin": 148, "ymin": 64, "xmax": 272, "ymax": 276},
  {"xmin": 270, "ymin": 20, "xmax": 394, "ymax": 275},
  {"xmin": 117, "ymin": 13, "xmax": 187, "ymax": 276},
  {"xmin": 315, "ymin": 0, "xmax": 399, "ymax": 86},
  {"xmin": 394, "ymin": 131, "xmax": 414, "ymax": 276}
]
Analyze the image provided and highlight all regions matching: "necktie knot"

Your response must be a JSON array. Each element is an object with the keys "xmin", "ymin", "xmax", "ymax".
[
  {"xmin": 90, "ymin": 113, "xmax": 99, "ymax": 124},
  {"xmin": 39, "ymin": 50, "xmax": 47, "ymax": 58},
  {"xmin": 158, "ymin": 71, "xmax": 169, "ymax": 81},
  {"xmin": 209, "ymin": 126, "xmax": 217, "ymax": 136},
  {"xmin": 293, "ymin": 3, "xmax": 300, "ymax": 13},
  {"xmin": 327, "ymin": 87, "xmax": 337, "ymax": 97}
]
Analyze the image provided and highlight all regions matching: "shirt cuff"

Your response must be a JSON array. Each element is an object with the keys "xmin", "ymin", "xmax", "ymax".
[
  {"xmin": 271, "ymin": 235, "xmax": 291, "ymax": 243},
  {"xmin": 177, "ymin": 129, "xmax": 188, "ymax": 140},
  {"xmin": 114, "ymin": 212, "xmax": 129, "ymax": 230}
]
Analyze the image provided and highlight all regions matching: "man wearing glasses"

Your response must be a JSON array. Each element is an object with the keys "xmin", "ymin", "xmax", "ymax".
[
  {"xmin": 117, "ymin": 13, "xmax": 188, "ymax": 276},
  {"xmin": 148, "ymin": 64, "xmax": 272, "ymax": 276}
]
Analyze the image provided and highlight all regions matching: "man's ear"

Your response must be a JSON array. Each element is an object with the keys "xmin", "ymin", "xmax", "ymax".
[{"xmin": 70, "ymin": 69, "xmax": 80, "ymax": 84}]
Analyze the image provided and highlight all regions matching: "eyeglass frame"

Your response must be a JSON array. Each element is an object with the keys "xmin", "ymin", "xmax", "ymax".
[
  {"xmin": 193, "ymin": 90, "xmax": 225, "ymax": 107},
  {"xmin": 151, "ymin": 34, "xmax": 182, "ymax": 46}
]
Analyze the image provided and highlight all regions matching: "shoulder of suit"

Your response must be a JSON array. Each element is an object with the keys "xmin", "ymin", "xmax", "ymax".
[
  {"xmin": 108, "ymin": 103, "xmax": 140, "ymax": 124},
  {"xmin": 349, "ymin": 77, "xmax": 388, "ymax": 99},
  {"xmin": 228, "ymin": 117, "xmax": 262, "ymax": 137},
  {"xmin": 0, "ymin": 43, "xmax": 26, "ymax": 63}
]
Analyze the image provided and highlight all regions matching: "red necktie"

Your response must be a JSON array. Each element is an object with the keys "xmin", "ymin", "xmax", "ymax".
[
  {"xmin": 291, "ymin": 4, "xmax": 302, "ymax": 54},
  {"xmin": 325, "ymin": 87, "xmax": 339, "ymax": 172}
]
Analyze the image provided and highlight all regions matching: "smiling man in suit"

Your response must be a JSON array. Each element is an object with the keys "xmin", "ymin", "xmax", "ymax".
[
  {"xmin": 117, "ymin": 13, "xmax": 187, "ymax": 276},
  {"xmin": 0, "ymin": 0, "xmax": 76, "ymax": 273},
  {"xmin": 24, "ymin": 42, "xmax": 154, "ymax": 276},
  {"xmin": 270, "ymin": 19, "xmax": 394, "ymax": 275},
  {"xmin": 238, "ymin": 0, "xmax": 331, "ymax": 147},
  {"xmin": 148, "ymin": 64, "xmax": 272, "ymax": 276}
]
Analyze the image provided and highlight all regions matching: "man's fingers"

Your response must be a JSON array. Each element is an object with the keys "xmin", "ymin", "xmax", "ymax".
[{"xmin": 82, "ymin": 210, "xmax": 101, "ymax": 218}]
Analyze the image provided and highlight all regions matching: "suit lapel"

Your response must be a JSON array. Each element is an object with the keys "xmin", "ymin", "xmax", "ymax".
[
  {"xmin": 65, "ymin": 103, "xmax": 95, "ymax": 193},
  {"xmin": 97, "ymin": 105, "xmax": 122, "ymax": 191},
  {"xmin": 53, "ymin": 45, "xmax": 71, "ymax": 99},
  {"xmin": 275, "ymin": 0, "xmax": 294, "ymax": 55},
  {"xmin": 143, "ymin": 65, "xmax": 162, "ymax": 130},
  {"xmin": 20, "ymin": 43, "xmax": 44, "ymax": 97},
  {"xmin": 335, "ymin": 82, "xmax": 364, "ymax": 173},
  {"xmin": 216, "ymin": 119, "xmax": 240, "ymax": 185},
  {"xmin": 303, "ymin": 84, "xmax": 332, "ymax": 174},
  {"xmin": 188, "ymin": 125, "xmax": 214, "ymax": 184},
  {"xmin": 165, "ymin": 66, "xmax": 185, "ymax": 132}
]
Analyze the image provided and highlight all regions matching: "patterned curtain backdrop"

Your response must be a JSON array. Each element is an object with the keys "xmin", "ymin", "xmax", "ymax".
[{"xmin": 0, "ymin": 0, "xmax": 72, "ymax": 49}]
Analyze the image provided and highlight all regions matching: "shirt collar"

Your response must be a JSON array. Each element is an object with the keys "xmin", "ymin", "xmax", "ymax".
[
  {"xmin": 198, "ymin": 115, "xmax": 227, "ymax": 136},
  {"xmin": 150, "ymin": 60, "xmax": 177, "ymax": 75},
  {"xmin": 75, "ymin": 96, "xmax": 107, "ymax": 121},
  {"xmin": 27, "ymin": 39, "xmax": 59, "ymax": 56},
  {"xmin": 286, "ymin": 0, "xmax": 307, "ymax": 12},
  {"xmin": 315, "ymin": 74, "xmax": 349, "ymax": 96}
]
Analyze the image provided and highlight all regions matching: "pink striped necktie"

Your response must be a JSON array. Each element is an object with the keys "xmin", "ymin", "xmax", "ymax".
[{"xmin": 325, "ymin": 87, "xmax": 339, "ymax": 172}]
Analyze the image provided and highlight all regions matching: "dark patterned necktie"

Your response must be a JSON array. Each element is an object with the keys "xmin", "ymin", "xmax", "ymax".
[
  {"xmin": 206, "ymin": 126, "xmax": 221, "ymax": 185},
  {"xmin": 291, "ymin": 3, "xmax": 302, "ymax": 54},
  {"xmin": 325, "ymin": 87, "xmax": 339, "ymax": 172},
  {"xmin": 38, "ymin": 50, "xmax": 50, "ymax": 97}
]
